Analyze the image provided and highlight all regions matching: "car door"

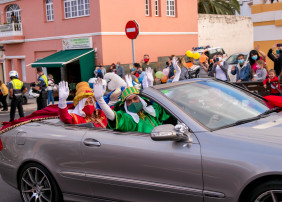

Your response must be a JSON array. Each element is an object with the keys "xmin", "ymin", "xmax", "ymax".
[{"xmin": 81, "ymin": 127, "xmax": 203, "ymax": 202}]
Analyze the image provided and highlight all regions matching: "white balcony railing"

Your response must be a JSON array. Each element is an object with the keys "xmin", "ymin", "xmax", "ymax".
[{"xmin": 0, "ymin": 23, "xmax": 23, "ymax": 37}]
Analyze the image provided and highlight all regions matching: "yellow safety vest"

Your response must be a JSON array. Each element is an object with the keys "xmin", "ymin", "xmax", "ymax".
[
  {"xmin": 39, "ymin": 74, "xmax": 48, "ymax": 87},
  {"xmin": 11, "ymin": 79, "xmax": 23, "ymax": 90}
]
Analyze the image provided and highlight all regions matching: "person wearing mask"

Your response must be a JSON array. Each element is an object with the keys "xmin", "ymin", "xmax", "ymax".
[
  {"xmin": 47, "ymin": 74, "xmax": 55, "ymax": 105},
  {"xmin": 8, "ymin": 71, "xmax": 27, "ymax": 122},
  {"xmin": 116, "ymin": 62, "xmax": 125, "ymax": 78},
  {"xmin": 254, "ymin": 60, "xmax": 267, "ymax": 81},
  {"xmin": 94, "ymin": 65, "xmax": 106, "ymax": 78},
  {"xmin": 249, "ymin": 45, "xmax": 266, "ymax": 73},
  {"xmin": 267, "ymin": 44, "xmax": 282, "ymax": 77},
  {"xmin": 141, "ymin": 54, "xmax": 150, "ymax": 70},
  {"xmin": 231, "ymin": 54, "xmax": 250, "ymax": 82},
  {"xmin": 0, "ymin": 80, "xmax": 8, "ymax": 111},
  {"xmin": 58, "ymin": 81, "xmax": 107, "ymax": 127},
  {"xmin": 32, "ymin": 67, "xmax": 48, "ymax": 110},
  {"xmin": 131, "ymin": 63, "xmax": 141, "ymax": 78},
  {"xmin": 93, "ymin": 72, "xmax": 177, "ymax": 133},
  {"xmin": 211, "ymin": 52, "xmax": 229, "ymax": 81}
]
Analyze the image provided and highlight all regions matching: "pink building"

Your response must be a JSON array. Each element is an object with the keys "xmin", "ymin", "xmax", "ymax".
[{"xmin": 0, "ymin": 0, "xmax": 198, "ymax": 84}]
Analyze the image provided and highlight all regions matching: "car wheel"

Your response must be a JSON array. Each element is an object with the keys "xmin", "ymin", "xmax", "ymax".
[
  {"xmin": 22, "ymin": 97, "xmax": 27, "ymax": 105},
  {"xmin": 246, "ymin": 180, "xmax": 282, "ymax": 202},
  {"xmin": 19, "ymin": 163, "xmax": 63, "ymax": 202}
]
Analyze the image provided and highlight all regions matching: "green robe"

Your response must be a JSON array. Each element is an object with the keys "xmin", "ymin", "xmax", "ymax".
[{"xmin": 108, "ymin": 102, "xmax": 171, "ymax": 133}]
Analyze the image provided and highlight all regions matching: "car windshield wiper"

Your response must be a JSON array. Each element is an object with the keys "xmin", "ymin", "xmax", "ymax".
[
  {"xmin": 260, "ymin": 107, "xmax": 282, "ymax": 116},
  {"xmin": 234, "ymin": 107, "xmax": 282, "ymax": 126}
]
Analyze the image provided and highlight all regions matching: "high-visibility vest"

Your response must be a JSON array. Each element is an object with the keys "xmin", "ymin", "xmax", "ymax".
[
  {"xmin": 10, "ymin": 79, "xmax": 23, "ymax": 97},
  {"xmin": 39, "ymin": 74, "xmax": 48, "ymax": 87}
]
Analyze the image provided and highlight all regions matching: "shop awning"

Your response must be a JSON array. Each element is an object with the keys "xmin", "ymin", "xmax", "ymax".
[{"xmin": 31, "ymin": 49, "xmax": 94, "ymax": 68}]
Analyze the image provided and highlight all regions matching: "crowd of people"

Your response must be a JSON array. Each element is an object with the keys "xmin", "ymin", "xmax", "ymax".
[{"xmin": 0, "ymin": 43, "xmax": 281, "ymax": 130}]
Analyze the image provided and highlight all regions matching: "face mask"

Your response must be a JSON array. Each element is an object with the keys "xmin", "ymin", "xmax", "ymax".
[
  {"xmin": 144, "ymin": 58, "xmax": 149, "ymax": 63},
  {"xmin": 276, "ymin": 50, "xmax": 281, "ymax": 54},
  {"xmin": 97, "ymin": 69, "xmax": 102, "ymax": 74},
  {"xmin": 238, "ymin": 59, "xmax": 244, "ymax": 64},
  {"xmin": 82, "ymin": 105, "xmax": 95, "ymax": 116},
  {"xmin": 218, "ymin": 57, "xmax": 222, "ymax": 61},
  {"xmin": 251, "ymin": 55, "xmax": 258, "ymax": 60},
  {"xmin": 127, "ymin": 102, "xmax": 143, "ymax": 113},
  {"xmin": 116, "ymin": 64, "xmax": 119, "ymax": 67},
  {"xmin": 132, "ymin": 68, "xmax": 136, "ymax": 72},
  {"xmin": 137, "ymin": 70, "xmax": 142, "ymax": 74}
]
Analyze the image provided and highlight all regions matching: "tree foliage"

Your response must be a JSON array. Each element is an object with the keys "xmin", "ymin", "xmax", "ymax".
[{"xmin": 198, "ymin": 0, "xmax": 240, "ymax": 15}]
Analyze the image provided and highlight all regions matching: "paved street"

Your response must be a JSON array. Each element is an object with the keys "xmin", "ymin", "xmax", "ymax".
[{"xmin": 0, "ymin": 98, "xmax": 57, "ymax": 201}]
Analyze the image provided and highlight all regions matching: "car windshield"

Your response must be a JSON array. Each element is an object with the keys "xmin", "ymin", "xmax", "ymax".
[{"xmin": 159, "ymin": 80, "xmax": 269, "ymax": 130}]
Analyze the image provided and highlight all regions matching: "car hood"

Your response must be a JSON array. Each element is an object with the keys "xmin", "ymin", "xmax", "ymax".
[{"xmin": 215, "ymin": 112, "xmax": 282, "ymax": 145}]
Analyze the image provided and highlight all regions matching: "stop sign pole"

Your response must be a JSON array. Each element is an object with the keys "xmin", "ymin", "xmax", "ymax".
[{"xmin": 125, "ymin": 20, "xmax": 139, "ymax": 63}]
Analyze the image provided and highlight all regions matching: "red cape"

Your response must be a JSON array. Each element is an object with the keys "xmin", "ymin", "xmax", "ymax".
[
  {"xmin": 263, "ymin": 95, "xmax": 282, "ymax": 108},
  {"xmin": 0, "ymin": 104, "xmax": 74, "ymax": 133}
]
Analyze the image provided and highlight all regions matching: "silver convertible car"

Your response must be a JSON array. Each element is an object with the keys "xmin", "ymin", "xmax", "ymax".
[{"xmin": 1, "ymin": 79, "xmax": 282, "ymax": 202}]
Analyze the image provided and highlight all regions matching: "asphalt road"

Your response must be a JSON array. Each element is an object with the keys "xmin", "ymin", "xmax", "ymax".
[{"xmin": 0, "ymin": 98, "xmax": 56, "ymax": 202}]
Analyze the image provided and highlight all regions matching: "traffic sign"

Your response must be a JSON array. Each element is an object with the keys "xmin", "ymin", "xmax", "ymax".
[{"xmin": 125, "ymin": 20, "xmax": 139, "ymax": 40}]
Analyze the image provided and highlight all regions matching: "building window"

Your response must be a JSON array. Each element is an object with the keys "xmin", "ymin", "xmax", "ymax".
[
  {"xmin": 166, "ymin": 0, "xmax": 175, "ymax": 17},
  {"xmin": 6, "ymin": 4, "xmax": 21, "ymax": 23},
  {"xmin": 64, "ymin": 0, "xmax": 90, "ymax": 19},
  {"xmin": 155, "ymin": 0, "xmax": 159, "ymax": 16},
  {"xmin": 46, "ymin": 0, "xmax": 54, "ymax": 21},
  {"xmin": 145, "ymin": 0, "xmax": 150, "ymax": 16}
]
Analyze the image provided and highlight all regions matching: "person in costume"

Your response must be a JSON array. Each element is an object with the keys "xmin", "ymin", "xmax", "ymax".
[
  {"xmin": 58, "ymin": 81, "xmax": 107, "ymax": 128},
  {"xmin": 94, "ymin": 68, "xmax": 177, "ymax": 133}
]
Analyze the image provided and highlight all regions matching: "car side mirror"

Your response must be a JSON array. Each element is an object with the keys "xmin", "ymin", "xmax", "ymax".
[{"xmin": 151, "ymin": 124, "xmax": 193, "ymax": 142}]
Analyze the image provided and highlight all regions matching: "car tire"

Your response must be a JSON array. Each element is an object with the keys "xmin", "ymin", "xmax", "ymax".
[
  {"xmin": 245, "ymin": 180, "xmax": 282, "ymax": 202},
  {"xmin": 19, "ymin": 163, "xmax": 63, "ymax": 202},
  {"xmin": 22, "ymin": 97, "xmax": 27, "ymax": 105}
]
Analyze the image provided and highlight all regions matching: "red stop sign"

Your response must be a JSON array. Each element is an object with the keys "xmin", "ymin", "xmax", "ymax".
[{"xmin": 125, "ymin": 20, "xmax": 139, "ymax": 40}]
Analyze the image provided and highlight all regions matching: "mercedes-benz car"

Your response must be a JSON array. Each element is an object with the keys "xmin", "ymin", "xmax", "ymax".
[{"xmin": 1, "ymin": 78, "xmax": 282, "ymax": 202}]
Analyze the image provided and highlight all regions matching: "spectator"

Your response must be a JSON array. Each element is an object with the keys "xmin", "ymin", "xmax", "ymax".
[
  {"xmin": 179, "ymin": 57, "xmax": 190, "ymax": 80},
  {"xmin": 0, "ymin": 80, "xmax": 8, "ymax": 111},
  {"xmin": 47, "ymin": 74, "xmax": 55, "ymax": 105},
  {"xmin": 249, "ymin": 45, "xmax": 266, "ymax": 73},
  {"xmin": 94, "ymin": 65, "xmax": 106, "ymax": 77},
  {"xmin": 131, "ymin": 63, "xmax": 141, "ymax": 78},
  {"xmin": 231, "ymin": 54, "xmax": 250, "ymax": 82},
  {"xmin": 254, "ymin": 60, "xmax": 267, "ymax": 81},
  {"xmin": 263, "ymin": 69, "xmax": 281, "ymax": 96},
  {"xmin": 10, "ymin": 12, "xmax": 19, "ymax": 31},
  {"xmin": 116, "ymin": 62, "xmax": 125, "ymax": 78},
  {"xmin": 141, "ymin": 54, "xmax": 150, "ymax": 70},
  {"xmin": 33, "ymin": 67, "xmax": 48, "ymax": 110},
  {"xmin": 109, "ymin": 63, "xmax": 117, "ymax": 74},
  {"xmin": 199, "ymin": 55, "xmax": 209, "ymax": 74},
  {"xmin": 167, "ymin": 56, "xmax": 175, "ymax": 80},
  {"xmin": 211, "ymin": 52, "xmax": 229, "ymax": 81},
  {"xmin": 267, "ymin": 44, "xmax": 282, "ymax": 77}
]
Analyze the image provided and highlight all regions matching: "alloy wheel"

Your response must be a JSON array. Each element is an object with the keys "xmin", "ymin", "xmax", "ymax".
[
  {"xmin": 20, "ymin": 167, "xmax": 52, "ymax": 202},
  {"xmin": 255, "ymin": 190, "xmax": 282, "ymax": 202}
]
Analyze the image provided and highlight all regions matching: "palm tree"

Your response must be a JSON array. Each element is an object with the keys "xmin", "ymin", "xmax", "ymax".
[{"xmin": 198, "ymin": 0, "xmax": 240, "ymax": 15}]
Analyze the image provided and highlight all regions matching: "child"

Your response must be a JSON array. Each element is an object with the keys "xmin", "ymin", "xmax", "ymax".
[
  {"xmin": 263, "ymin": 69, "xmax": 281, "ymax": 96},
  {"xmin": 254, "ymin": 60, "xmax": 267, "ymax": 81}
]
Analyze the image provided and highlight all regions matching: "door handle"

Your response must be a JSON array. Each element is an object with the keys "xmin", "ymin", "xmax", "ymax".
[{"xmin": 83, "ymin": 138, "xmax": 101, "ymax": 147}]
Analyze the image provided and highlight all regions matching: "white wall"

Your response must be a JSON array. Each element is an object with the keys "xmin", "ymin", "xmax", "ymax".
[{"xmin": 198, "ymin": 14, "xmax": 254, "ymax": 55}]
